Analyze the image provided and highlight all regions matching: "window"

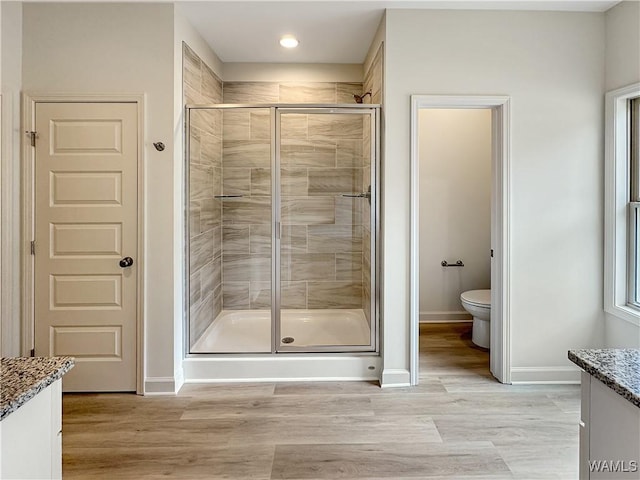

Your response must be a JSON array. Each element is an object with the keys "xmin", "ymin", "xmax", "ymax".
[
  {"xmin": 605, "ymin": 83, "xmax": 640, "ymax": 324},
  {"xmin": 629, "ymin": 97, "xmax": 640, "ymax": 308}
]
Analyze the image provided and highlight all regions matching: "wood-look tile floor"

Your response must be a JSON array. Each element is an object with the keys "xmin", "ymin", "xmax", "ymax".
[{"xmin": 62, "ymin": 323, "xmax": 580, "ymax": 479}]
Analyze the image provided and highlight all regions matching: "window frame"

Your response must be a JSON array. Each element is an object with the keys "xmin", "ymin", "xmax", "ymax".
[
  {"xmin": 628, "ymin": 97, "xmax": 639, "ymax": 308},
  {"xmin": 604, "ymin": 83, "xmax": 640, "ymax": 325}
]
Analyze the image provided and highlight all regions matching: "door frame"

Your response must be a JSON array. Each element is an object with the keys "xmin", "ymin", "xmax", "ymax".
[
  {"xmin": 22, "ymin": 93, "xmax": 145, "ymax": 394},
  {"xmin": 409, "ymin": 94, "xmax": 512, "ymax": 385}
]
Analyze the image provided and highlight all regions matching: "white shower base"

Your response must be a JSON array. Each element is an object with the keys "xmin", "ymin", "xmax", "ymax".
[{"xmin": 191, "ymin": 309, "xmax": 371, "ymax": 353}]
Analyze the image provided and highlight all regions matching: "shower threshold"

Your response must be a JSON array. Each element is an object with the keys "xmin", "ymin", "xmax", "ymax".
[{"xmin": 190, "ymin": 309, "xmax": 370, "ymax": 353}]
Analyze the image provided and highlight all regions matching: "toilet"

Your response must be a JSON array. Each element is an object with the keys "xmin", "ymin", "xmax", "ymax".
[{"xmin": 460, "ymin": 289, "xmax": 491, "ymax": 349}]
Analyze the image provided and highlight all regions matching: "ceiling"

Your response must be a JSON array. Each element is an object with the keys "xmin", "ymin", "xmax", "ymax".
[{"xmin": 178, "ymin": 1, "xmax": 619, "ymax": 64}]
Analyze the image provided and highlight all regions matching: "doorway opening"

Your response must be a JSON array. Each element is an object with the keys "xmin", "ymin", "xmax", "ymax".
[
  {"xmin": 410, "ymin": 95, "xmax": 511, "ymax": 385},
  {"xmin": 418, "ymin": 108, "xmax": 492, "ymax": 380}
]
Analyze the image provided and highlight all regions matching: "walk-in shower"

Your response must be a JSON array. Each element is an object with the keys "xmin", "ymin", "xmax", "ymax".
[{"xmin": 185, "ymin": 104, "xmax": 379, "ymax": 355}]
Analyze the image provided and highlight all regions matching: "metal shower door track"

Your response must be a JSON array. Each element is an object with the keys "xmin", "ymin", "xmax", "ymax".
[{"xmin": 185, "ymin": 103, "xmax": 381, "ymax": 110}]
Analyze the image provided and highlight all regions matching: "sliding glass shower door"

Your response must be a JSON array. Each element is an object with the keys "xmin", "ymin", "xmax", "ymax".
[
  {"xmin": 276, "ymin": 108, "xmax": 377, "ymax": 351},
  {"xmin": 187, "ymin": 107, "xmax": 273, "ymax": 353},
  {"xmin": 186, "ymin": 105, "xmax": 378, "ymax": 354}
]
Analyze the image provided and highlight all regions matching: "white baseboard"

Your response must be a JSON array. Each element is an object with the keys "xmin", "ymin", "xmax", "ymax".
[
  {"xmin": 419, "ymin": 311, "xmax": 472, "ymax": 323},
  {"xmin": 510, "ymin": 366, "xmax": 581, "ymax": 384},
  {"xmin": 144, "ymin": 377, "xmax": 180, "ymax": 395},
  {"xmin": 380, "ymin": 368, "xmax": 411, "ymax": 388},
  {"xmin": 183, "ymin": 355, "xmax": 381, "ymax": 383},
  {"xmin": 174, "ymin": 368, "xmax": 185, "ymax": 393}
]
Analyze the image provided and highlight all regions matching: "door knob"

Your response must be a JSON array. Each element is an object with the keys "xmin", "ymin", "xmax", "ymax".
[{"xmin": 119, "ymin": 257, "xmax": 134, "ymax": 268}]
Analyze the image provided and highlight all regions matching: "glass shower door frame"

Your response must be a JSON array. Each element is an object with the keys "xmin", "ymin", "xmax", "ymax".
[
  {"xmin": 186, "ymin": 104, "xmax": 277, "ymax": 355},
  {"xmin": 273, "ymin": 106, "xmax": 379, "ymax": 353},
  {"xmin": 184, "ymin": 104, "xmax": 379, "ymax": 356}
]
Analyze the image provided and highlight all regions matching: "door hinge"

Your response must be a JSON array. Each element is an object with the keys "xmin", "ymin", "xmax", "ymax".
[
  {"xmin": 31, "ymin": 241, "xmax": 36, "ymax": 255},
  {"xmin": 490, "ymin": 249, "xmax": 494, "ymax": 258},
  {"xmin": 25, "ymin": 131, "xmax": 37, "ymax": 147},
  {"xmin": 30, "ymin": 348, "xmax": 35, "ymax": 357}
]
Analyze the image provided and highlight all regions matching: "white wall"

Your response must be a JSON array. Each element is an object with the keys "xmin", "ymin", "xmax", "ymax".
[
  {"xmin": 418, "ymin": 109, "xmax": 491, "ymax": 321},
  {"xmin": 364, "ymin": 13, "xmax": 385, "ymax": 80},
  {"xmin": 22, "ymin": 3, "xmax": 178, "ymax": 392},
  {"xmin": 1, "ymin": 1, "xmax": 23, "ymax": 357},
  {"xmin": 604, "ymin": 1, "xmax": 640, "ymax": 348},
  {"xmin": 384, "ymin": 9, "xmax": 605, "ymax": 382},
  {"xmin": 9, "ymin": 3, "xmax": 618, "ymax": 388},
  {"xmin": 175, "ymin": 5, "xmax": 224, "ymax": 83},
  {"xmin": 1, "ymin": 0, "xmax": 3, "ymax": 356},
  {"xmin": 605, "ymin": 1, "xmax": 640, "ymax": 92}
]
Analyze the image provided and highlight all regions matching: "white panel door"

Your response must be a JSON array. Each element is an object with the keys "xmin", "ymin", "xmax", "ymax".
[{"xmin": 34, "ymin": 102, "xmax": 138, "ymax": 392}]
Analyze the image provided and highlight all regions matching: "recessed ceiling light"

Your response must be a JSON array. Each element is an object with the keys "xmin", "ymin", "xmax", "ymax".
[{"xmin": 279, "ymin": 35, "xmax": 299, "ymax": 49}]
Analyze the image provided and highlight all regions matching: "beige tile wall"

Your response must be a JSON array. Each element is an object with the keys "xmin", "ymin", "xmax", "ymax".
[
  {"xmin": 184, "ymin": 43, "xmax": 224, "ymax": 348},
  {"xmin": 186, "ymin": 66, "xmax": 376, "ymax": 339},
  {"xmin": 363, "ymin": 43, "xmax": 383, "ymax": 105},
  {"xmin": 221, "ymin": 82, "xmax": 369, "ymax": 311},
  {"xmin": 361, "ymin": 42, "xmax": 383, "ymax": 326},
  {"xmin": 223, "ymin": 82, "xmax": 364, "ymax": 105},
  {"xmin": 362, "ymin": 115, "xmax": 372, "ymax": 325},
  {"xmin": 220, "ymin": 107, "xmax": 273, "ymax": 310}
]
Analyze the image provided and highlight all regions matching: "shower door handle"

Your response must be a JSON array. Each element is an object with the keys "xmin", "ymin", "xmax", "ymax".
[
  {"xmin": 341, "ymin": 186, "xmax": 371, "ymax": 205},
  {"xmin": 342, "ymin": 193, "xmax": 369, "ymax": 198},
  {"xmin": 341, "ymin": 185, "xmax": 371, "ymax": 199}
]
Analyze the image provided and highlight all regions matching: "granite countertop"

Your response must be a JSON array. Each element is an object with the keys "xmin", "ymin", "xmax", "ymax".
[
  {"xmin": 568, "ymin": 349, "xmax": 640, "ymax": 408},
  {"xmin": 1, "ymin": 356, "xmax": 74, "ymax": 421}
]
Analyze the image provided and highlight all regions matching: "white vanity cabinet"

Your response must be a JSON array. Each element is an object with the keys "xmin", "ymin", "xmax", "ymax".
[
  {"xmin": 579, "ymin": 371, "xmax": 640, "ymax": 480},
  {"xmin": 0, "ymin": 357, "xmax": 73, "ymax": 480},
  {"xmin": 0, "ymin": 379, "xmax": 63, "ymax": 480}
]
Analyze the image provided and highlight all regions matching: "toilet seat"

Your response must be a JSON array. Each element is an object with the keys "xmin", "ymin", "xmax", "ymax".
[{"xmin": 460, "ymin": 289, "xmax": 491, "ymax": 308}]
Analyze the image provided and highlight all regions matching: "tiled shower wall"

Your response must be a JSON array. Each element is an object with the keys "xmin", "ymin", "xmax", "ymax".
[
  {"xmin": 219, "ymin": 106, "xmax": 273, "ymax": 310},
  {"xmin": 361, "ymin": 42, "xmax": 383, "ymax": 325},
  {"xmin": 364, "ymin": 43, "xmax": 383, "ymax": 105},
  {"xmin": 184, "ymin": 42, "xmax": 377, "ymax": 344},
  {"xmin": 184, "ymin": 43, "xmax": 224, "ymax": 347},
  {"xmin": 221, "ymin": 82, "xmax": 369, "ymax": 314},
  {"xmin": 362, "ymin": 116, "xmax": 372, "ymax": 325}
]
